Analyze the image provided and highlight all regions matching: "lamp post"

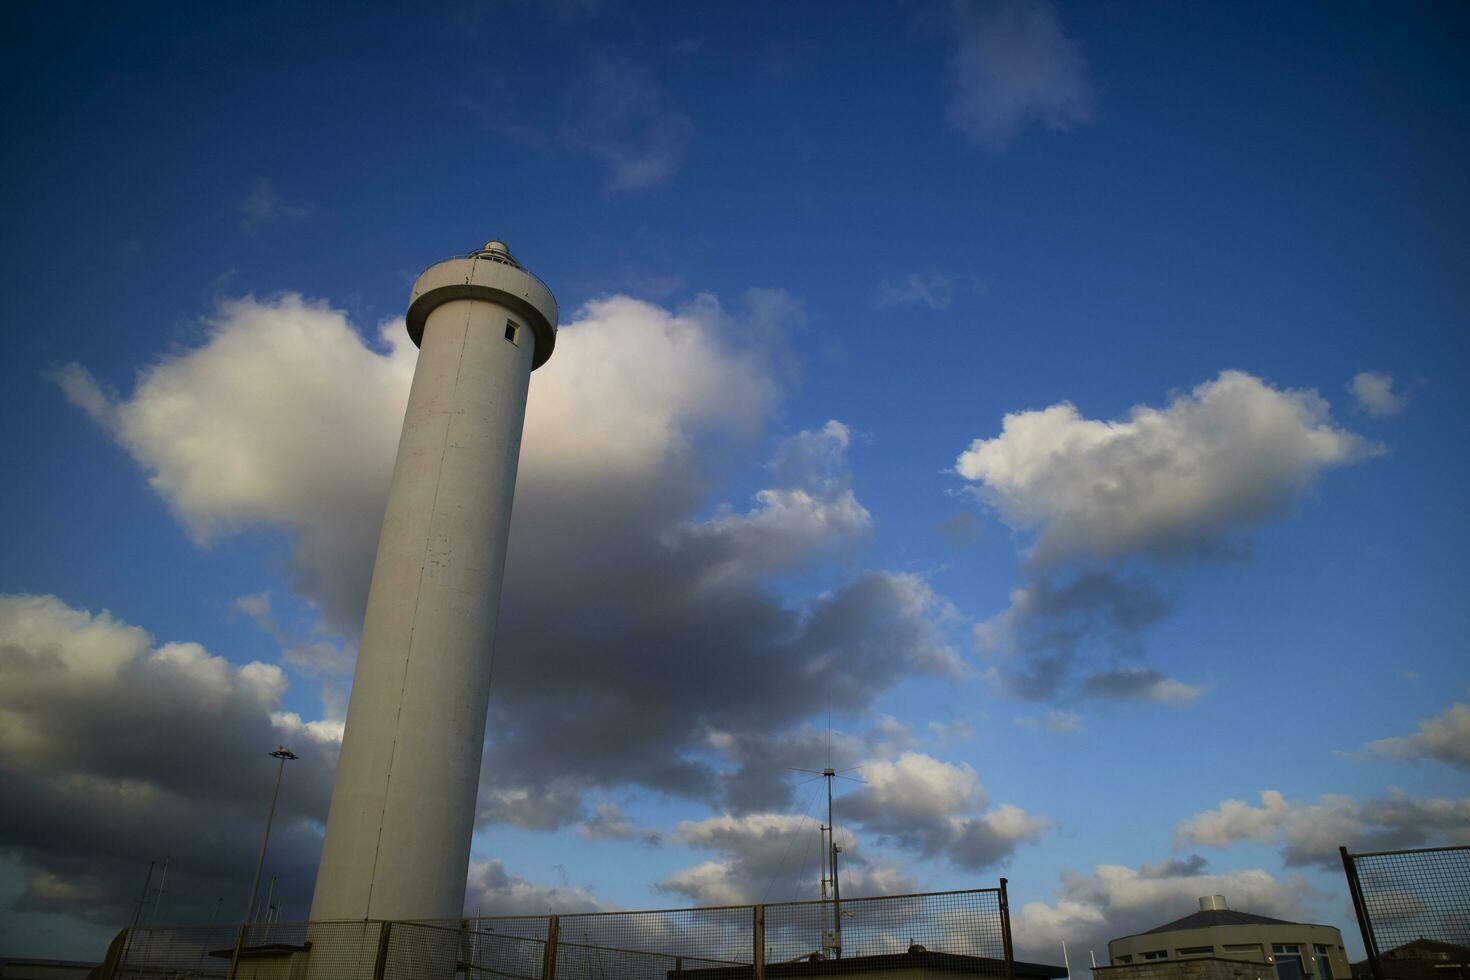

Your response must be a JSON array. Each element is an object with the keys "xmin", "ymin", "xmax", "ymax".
[{"xmin": 243, "ymin": 747, "xmax": 297, "ymax": 926}]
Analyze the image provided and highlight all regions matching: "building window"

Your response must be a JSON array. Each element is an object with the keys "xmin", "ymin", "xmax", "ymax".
[
  {"xmin": 1226, "ymin": 945, "xmax": 1264, "ymax": 957},
  {"xmin": 1273, "ymin": 945, "xmax": 1305, "ymax": 980},
  {"xmin": 1314, "ymin": 949, "xmax": 1334, "ymax": 980},
  {"xmin": 1142, "ymin": 951, "xmax": 1168, "ymax": 961},
  {"xmin": 1116, "ymin": 956, "xmax": 1132, "ymax": 964},
  {"xmin": 1180, "ymin": 947, "xmax": 1215, "ymax": 957},
  {"xmin": 505, "ymin": 320, "xmax": 519, "ymax": 344}
]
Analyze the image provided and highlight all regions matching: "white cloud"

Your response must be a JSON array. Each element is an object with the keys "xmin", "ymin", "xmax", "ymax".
[
  {"xmin": 57, "ymin": 295, "xmax": 417, "ymax": 635},
  {"xmin": 1349, "ymin": 371, "xmax": 1407, "ymax": 417},
  {"xmin": 232, "ymin": 591, "xmax": 354, "ymax": 676},
  {"xmin": 1363, "ymin": 703, "xmax": 1470, "ymax": 771},
  {"xmin": 678, "ymin": 421, "xmax": 872, "ymax": 579},
  {"xmin": 943, "ymin": 0, "xmax": 1096, "ymax": 148},
  {"xmin": 575, "ymin": 802, "xmax": 659, "ymax": 844},
  {"xmin": 1015, "ymin": 710, "xmax": 1082, "ymax": 733},
  {"xmin": 659, "ymin": 812, "xmax": 915, "ymax": 906},
  {"xmin": 839, "ymin": 752, "xmax": 1049, "ymax": 869},
  {"xmin": 1174, "ymin": 789, "xmax": 1470, "ymax": 867},
  {"xmin": 563, "ymin": 51, "xmax": 693, "ymax": 192},
  {"xmin": 1013, "ymin": 858, "xmax": 1316, "ymax": 961},
  {"xmin": 875, "ymin": 272, "xmax": 957, "ymax": 311},
  {"xmin": 234, "ymin": 177, "xmax": 312, "ymax": 231},
  {"xmin": 928, "ymin": 717, "xmax": 977, "ymax": 742},
  {"xmin": 957, "ymin": 371, "xmax": 1378, "ymax": 566},
  {"xmin": 464, "ymin": 858, "xmax": 604, "ymax": 915}
]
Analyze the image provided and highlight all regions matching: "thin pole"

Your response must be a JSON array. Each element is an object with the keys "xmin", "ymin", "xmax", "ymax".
[
  {"xmin": 121, "ymin": 860, "xmax": 156, "ymax": 973},
  {"xmin": 999, "ymin": 878, "xmax": 1017, "ymax": 980},
  {"xmin": 152, "ymin": 856, "xmax": 169, "ymax": 923},
  {"xmin": 1063, "ymin": 941, "xmax": 1070, "ymax": 980},
  {"xmin": 243, "ymin": 748, "xmax": 297, "ymax": 924},
  {"xmin": 262, "ymin": 875, "xmax": 277, "ymax": 941},
  {"xmin": 1340, "ymin": 846, "xmax": 1384, "ymax": 980},
  {"xmin": 132, "ymin": 861, "xmax": 156, "ymax": 931},
  {"xmin": 1090, "ymin": 951, "xmax": 1097, "ymax": 969},
  {"xmin": 826, "ymin": 769, "xmax": 842, "ymax": 958},
  {"xmin": 233, "ymin": 746, "xmax": 296, "ymax": 980},
  {"xmin": 196, "ymin": 898, "xmax": 224, "ymax": 974}
]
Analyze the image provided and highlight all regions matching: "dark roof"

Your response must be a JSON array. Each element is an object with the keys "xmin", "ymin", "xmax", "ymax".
[
  {"xmin": 670, "ymin": 951, "xmax": 1068, "ymax": 980},
  {"xmin": 206, "ymin": 943, "xmax": 310, "ymax": 959},
  {"xmin": 1142, "ymin": 910, "xmax": 1297, "ymax": 935}
]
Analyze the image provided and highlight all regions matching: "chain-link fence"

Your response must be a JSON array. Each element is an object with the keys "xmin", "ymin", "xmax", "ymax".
[
  {"xmin": 1340, "ymin": 844, "xmax": 1470, "ymax": 980},
  {"xmin": 101, "ymin": 885, "xmax": 1016, "ymax": 980}
]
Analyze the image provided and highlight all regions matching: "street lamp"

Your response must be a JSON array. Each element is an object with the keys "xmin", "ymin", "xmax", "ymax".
[{"xmin": 243, "ymin": 746, "xmax": 298, "ymax": 925}]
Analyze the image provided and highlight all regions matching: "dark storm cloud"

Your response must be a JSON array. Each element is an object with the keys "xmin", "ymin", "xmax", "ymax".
[
  {"xmin": 0, "ymin": 595, "xmax": 336, "ymax": 929},
  {"xmin": 976, "ymin": 571, "xmax": 1179, "ymax": 701}
]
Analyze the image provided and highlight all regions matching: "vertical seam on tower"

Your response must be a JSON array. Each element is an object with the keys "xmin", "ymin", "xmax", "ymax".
[{"xmin": 362, "ymin": 294, "xmax": 477, "ymax": 917}]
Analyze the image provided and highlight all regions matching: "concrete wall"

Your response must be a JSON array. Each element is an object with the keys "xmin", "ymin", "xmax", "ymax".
[{"xmin": 1096, "ymin": 957, "xmax": 1278, "ymax": 980}]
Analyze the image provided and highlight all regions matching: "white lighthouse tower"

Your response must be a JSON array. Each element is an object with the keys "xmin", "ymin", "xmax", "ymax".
[{"xmin": 309, "ymin": 240, "xmax": 556, "ymax": 924}]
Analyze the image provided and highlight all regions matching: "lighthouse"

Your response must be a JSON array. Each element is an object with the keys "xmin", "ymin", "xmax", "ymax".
[{"xmin": 309, "ymin": 240, "xmax": 556, "ymax": 923}]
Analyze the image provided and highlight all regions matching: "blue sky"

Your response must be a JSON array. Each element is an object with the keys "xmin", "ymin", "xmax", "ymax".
[{"xmin": 1, "ymin": 0, "xmax": 1467, "ymax": 965}]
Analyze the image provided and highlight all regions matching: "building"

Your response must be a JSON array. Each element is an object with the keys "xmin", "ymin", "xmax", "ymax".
[
  {"xmin": 1351, "ymin": 939, "xmax": 1470, "ymax": 980},
  {"xmin": 0, "ymin": 960, "xmax": 97, "ymax": 980},
  {"xmin": 1096, "ymin": 897, "xmax": 1351, "ymax": 980},
  {"xmin": 671, "ymin": 947, "xmax": 1069, "ymax": 980}
]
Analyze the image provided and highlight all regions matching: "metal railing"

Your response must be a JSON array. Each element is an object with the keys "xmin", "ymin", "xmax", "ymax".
[
  {"xmin": 101, "ymin": 884, "xmax": 1015, "ymax": 980},
  {"xmin": 1340, "ymin": 844, "xmax": 1470, "ymax": 980}
]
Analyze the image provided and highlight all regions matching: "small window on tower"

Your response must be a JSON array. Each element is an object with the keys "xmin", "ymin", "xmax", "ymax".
[{"xmin": 505, "ymin": 320, "xmax": 519, "ymax": 344}]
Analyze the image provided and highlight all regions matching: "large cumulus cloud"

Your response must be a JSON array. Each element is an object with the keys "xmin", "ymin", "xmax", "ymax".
[
  {"xmin": 957, "ymin": 370, "xmax": 1375, "ymax": 566},
  {"xmin": 838, "ymin": 752, "xmax": 1047, "ymax": 869},
  {"xmin": 657, "ymin": 813, "xmax": 915, "ymax": 907},
  {"xmin": 45, "ymin": 287, "xmax": 980, "ymax": 927},
  {"xmin": 1174, "ymin": 789, "xmax": 1470, "ymax": 868},
  {"xmin": 956, "ymin": 370, "xmax": 1375, "ymax": 702}
]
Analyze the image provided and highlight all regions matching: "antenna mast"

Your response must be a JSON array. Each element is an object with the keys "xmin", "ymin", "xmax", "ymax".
[{"xmin": 824, "ymin": 768, "xmax": 843, "ymax": 959}]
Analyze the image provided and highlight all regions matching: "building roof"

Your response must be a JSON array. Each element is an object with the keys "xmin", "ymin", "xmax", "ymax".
[
  {"xmin": 1142, "ymin": 909, "xmax": 1298, "ymax": 935},
  {"xmin": 670, "ymin": 950, "xmax": 1068, "ymax": 980}
]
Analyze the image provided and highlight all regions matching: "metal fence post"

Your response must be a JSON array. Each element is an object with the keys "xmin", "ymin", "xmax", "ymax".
[
  {"xmin": 753, "ymin": 904, "xmax": 765, "ymax": 980},
  {"xmin": 373, "ymin": 921, "xmax": 393, "ymax": 980},
  {"xmin": 542, "ymin": 915, "xmax": 560, "ymax": 980},
  {"xmin": 998, "ymin": 878, "xmax": 1017, "ymax": 980},
  {"xmin": 228, "ymin": 923, "xmax": 248, "ymax": 980},
  {"xmin": 1339, "ymin": 847, "xmax": 1384, "ymax": 980}
]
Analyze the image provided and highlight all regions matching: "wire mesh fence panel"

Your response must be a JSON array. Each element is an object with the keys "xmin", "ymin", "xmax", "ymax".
[
  {"xmin": 384, "ymin": 922, "xmax": 464, "ymax": 980},
  {"xmin": 116, "ymin": 921, "xmax": 264, "ymax": 980},
  {"xmin": 103, "ymin": 886, "xmax": 1015, "ymax": 980},
  {"xmin": 763, "ymin": 889, "xmax": 1007, "ymax": 974},
  {"xmin": 305, "ymin": 920, "xmax": 389, "ymax": 980},
  {"xmin": 551, "ymin": 906, "xmax": 755, "ymax": 980},
  {"xmin": 462, "ymin": 916, "xmax": 553, "ymax": 980},
  {"xmin": 1346, "ymin": 845, "xmax": 1470, "ymax": 957}
]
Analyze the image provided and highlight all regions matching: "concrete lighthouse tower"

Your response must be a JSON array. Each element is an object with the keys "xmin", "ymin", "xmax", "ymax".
[{"xmin": 310, "ymin": 241, "xmax": 556, "ymax": 924}]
